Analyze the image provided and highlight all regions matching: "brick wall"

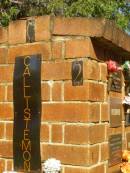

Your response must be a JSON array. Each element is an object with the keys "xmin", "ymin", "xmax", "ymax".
[{"xmin": 0, "ymin": 16, "xmax": 130, "ymax": 173}]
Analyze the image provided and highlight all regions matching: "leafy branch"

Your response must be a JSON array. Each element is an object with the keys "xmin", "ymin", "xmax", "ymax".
[{"xmin": 0, "ymin": 0, "xmax": 130, "ymax": 32}]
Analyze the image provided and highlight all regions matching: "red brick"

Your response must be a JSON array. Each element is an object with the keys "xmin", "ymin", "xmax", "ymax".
[
  {"xmin": 100, "ymin": 143, "xmax": 109, "ymax": 161},
  {"xmin": 88, "ymin": 145, "xmax": 99, "ymax": 165},
  {"xmin": 88, "ymin": 82, "xmax": 105, "ymax": 101},
  {"xmin": 64, "ymin": 167, "xmax": 88, "ymax": 173},
  {"xmin": 42, "ymin": 103, "xmax": 89, "ymax": 122},
  {"xmin": 51, "ymin": 124, "xmax": 62, "ymax": 143},
  {"xmin": 65, "ymin": 39, "xmax": 97, "ymax": 59},
  {"xmin": 0, "ymin": 27, "xmax": 8, "ymax": 44},
  {"xmin": 0, "ymin": 66, "xmax": 14, "ymax": 82},
  {"xmin": 41, "ymin": 83, "xmax": 50, "ymax": 101},
  {"xmin": 40, "ymin": 124, "xmax": 49, "ymax": 142},
  {"xmin": 89, "ymin": 39, "xmax": 98, "ymax": 59},
  {"xmin": 64, "ymin": 125, "xmax": 89, "ymax": 144},
  {"xmin": 0, "ymin": 47, "xmax": 8, "ymax": 64},
  {"xmin": 42, "ymin": 144, "xmax": 89, "ymax": 166},
  {"xmin": 8, "ymin": 43, "xmax": 51, "ymax": 63},
  {"xmin": 8, "ymin": 20, "xmax": 26, "ymax": 44},
  {"xmin": 89, "ymin": 164, "xmax": 105, "ymax": 173},
  {"xmin": 0, "ymin": 85, "xmax": 5, "ymax": 101},
  {"xmin": 53, "ymin": 17, "xmax": 129, "ymax": 53},
  {"xmin": 105, "ymin": 124, "xmax": 109, "ymax": 141},
  {"xmin": 109, "ymin": 91, "xmax": 122, "ymax": 99},
  {"xmin": 53, "ymin": 17, "xmax": 104, "ymax": 36},
  {"xmin": 89, "ymin": 125, "xmax": 105, "ymax": 144},
  {"xmin": 0, "ymin": 122, "xmax": 4, "ymax": 139},
  {"xmin": 7, "ymin": 85, "xmax": 13, "ymax": 102},
  {"xmin": 104, "ymin": 20, "xmax": 130, "ymax": 52},
  {"xmin": 91, "ymin": 41, "xmax": 105, "ymax": 59},
  {"xmin": 65, "ymin": 39, "xmax": 90, "ymax": 58},
  {"xmin": 35, "ymin": 16, "xmax": 51, "ymax": 41},
  {"xmin": 42, "ymin": 61, "xmax": 71, "ymax": 80},
  {"xmin": 84, "ymin": 60, "xmax": 100, "ymax": 80},
  {"xmin": 52, "ymin": 41, "xmax": 62, "ymax": 59},
  {"xmin": 52, "ymin": 83, "xmax": 62, "ymax": 101},
  {"xmin": 100, "ymin": 63, "xmax": 108, "ymax": 81},
  {"xmin": 0, "ymin": 159, "xmax": 5, "ymax": 173},
  {"xmin": 88, "ymin": 103, "xmax": 100, "ymax": 123},
  {"xmin": 108, "ymin": 164, "xmax": 121, "ymax": 173},
  {"xmin": 41, "ymin": 144, "xmax": 99, "ymax": 166},
  {"xmin": 64, "ymin": 82, "xmax": 89, "ymax": 101},
  {"xmin": 101, "ymin": 103, "xmax": 109, "ymax": 122},
  {"xmin": 0, "ymin": 141, "xmax": 13, "ymax": 158},
  {"xmin": 121, "ymin": 32, "xmax": 130, "ymax": 52},
  {"xmin": 6, "ymin": 159, "xmax": 13, "ymax": 171},
  {"xmin": 0, "ymin": 103, "xmax": 13, "ymax": 120},
  {"xmin": 6, "ymin": 122, "xmax": 13, "ymax": 140}
]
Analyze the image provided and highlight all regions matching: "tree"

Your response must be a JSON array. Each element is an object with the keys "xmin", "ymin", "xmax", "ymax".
[{"xmin": 0, "ymin": 0, "xmax": 130, "ymax": 32}]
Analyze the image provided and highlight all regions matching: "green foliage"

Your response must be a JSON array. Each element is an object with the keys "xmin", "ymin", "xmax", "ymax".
[
  {"xmin": 0, "ymin": 0, "xmax": 20, "ymax": 26},
  {"xmin": 0, "ymin": 0, "xmax": 130, "ymax": 32}
]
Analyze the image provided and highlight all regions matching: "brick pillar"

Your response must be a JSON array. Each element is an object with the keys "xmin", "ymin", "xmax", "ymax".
[{"xmin": 0, "ymin": 16, "xmax": 130, "ymax": 173}]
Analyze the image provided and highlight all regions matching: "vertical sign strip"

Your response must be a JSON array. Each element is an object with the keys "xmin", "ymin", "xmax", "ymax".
[{"xmin": 13, "ymin": 55, "xmax": 41, "ymax": 172}]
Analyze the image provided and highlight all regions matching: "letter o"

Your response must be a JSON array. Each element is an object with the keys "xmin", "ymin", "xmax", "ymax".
[{"xmin": 23, "ymin": 150, "xmax": 31, "ymax": 161}]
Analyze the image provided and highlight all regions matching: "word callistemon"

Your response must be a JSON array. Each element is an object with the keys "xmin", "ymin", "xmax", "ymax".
[{"xmin": 42, "ymin": 158, "xmax": 61, "ymax": 173}]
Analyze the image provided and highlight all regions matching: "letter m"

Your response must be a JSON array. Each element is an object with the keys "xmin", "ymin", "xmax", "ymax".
[{"xmin": 22, "ymin": 140, "xmax": 31, "ymax": 151}]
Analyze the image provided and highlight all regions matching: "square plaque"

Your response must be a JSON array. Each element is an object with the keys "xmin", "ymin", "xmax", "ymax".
[
  {"xmin": 110, "ymin": 97, "xmax": 122, "ymax": 127},
  {"xmin": 72, "ymin": 61, "xmax": 83, "ymax": 86},
  {"xmin": 109, "ymin": 134, "xmax": 122, "ymax": 167},
  {"xmin": 108, "ymin": 71, "xmax": 122, "ymax": 93}
]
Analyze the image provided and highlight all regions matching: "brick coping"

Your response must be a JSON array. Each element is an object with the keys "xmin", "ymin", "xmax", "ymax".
[
  {"xmin": 0, "ymin": 15, "xmax": 130, "ymax": 56},
  {"xmin": 53, "ymin": 17, "xmax": 130, "ymax": 56}
]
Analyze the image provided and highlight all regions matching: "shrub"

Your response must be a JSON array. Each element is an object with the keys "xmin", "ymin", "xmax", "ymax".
[{"xmin": 0, "ymin": 0, "xmax": 130, "ymax": 32}]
